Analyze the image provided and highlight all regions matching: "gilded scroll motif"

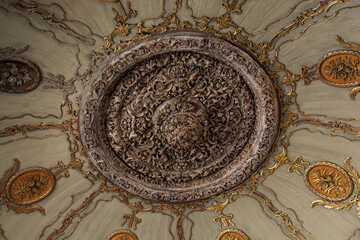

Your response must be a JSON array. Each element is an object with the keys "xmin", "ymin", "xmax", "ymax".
[
  {"xmin": 0, "ymin": 56, "xmax": 41, "ymax": 93},
  {"xmin": 216, "ymin": 228, "xmax": 249, "ymax": 240},
  {"xmin": 106, "ymin": 230, "xmax": 138, "ymax": 240},
  {"xmin": 317, "ymin": 50, "xmax": 360, "ymax": 87},
  {"xmin": 1, "ymin": 0, "xmax": 360, "ymax": 239}
]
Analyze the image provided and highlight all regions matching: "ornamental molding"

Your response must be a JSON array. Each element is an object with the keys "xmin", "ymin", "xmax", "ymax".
[{"xmin": 79, "ymin": 32, "xmax": 279, "ymax": 203}]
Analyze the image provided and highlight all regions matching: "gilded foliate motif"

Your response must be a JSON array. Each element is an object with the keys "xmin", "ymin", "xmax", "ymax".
[
  {"xmin": 305, "ymin": 161, "xmax": 353, "ymax": 202},
  {"xmin": 11, "ymin": 174, "xmax": 49, "ymax": 200},
  {"xmin": 323, "ymin": 56, "xmax": 359, "ymax": 81},
  {"xmin": 0, "ymin": 159, "xmax": 55, "ymax": 215},
  {"xmin": 317, "ymin": 50, "xmax": 360, "ymax": 87},
  {"xmin": 311, "ymin": 169, "xmax": 347, "ymax": 197},
  {"xmin": 5, "ymin": 166, "xmax": 55, "ymax": 205},
  {"xmin": 309, "ymin": 158, "xmax": 360, "ymax": 218}
]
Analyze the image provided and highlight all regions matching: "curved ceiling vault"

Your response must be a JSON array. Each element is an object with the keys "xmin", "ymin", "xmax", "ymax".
[{"xmin": 0, "ymin": 0, "xmax": 359, "ymax": 239}]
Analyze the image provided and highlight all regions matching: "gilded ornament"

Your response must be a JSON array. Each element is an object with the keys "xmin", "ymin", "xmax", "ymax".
[
  {"xmin": 0, "ymin": 159, "xmax": 49, "ymax": 215},
  {"xmin": 5, "ymin": 167, "xmax": 55, "ymax": 205},
  {"xmin": 2, "ymin": 0, "xmax": 353, "ymax": 238},
  {"xmin": 106, "ymin": 230, "xmax": 138, "ymax": 240},
  {"xmin": 304, "ymin": 162, "xmax": 353, "ymax": 202},
  {"xmin": 309, "ymin": 157, "xmax": 360, "ymax": 219},
  {"xmin": 317, "ymin": 50, "xmax": 360, "ymax": 87},
  {"xmin": 0, "ymin": 56, "xmax": 41, "ymax": 93},
  {"xmin": 216, "ymin": 228, "xmax": 249, "ymax": 240}
]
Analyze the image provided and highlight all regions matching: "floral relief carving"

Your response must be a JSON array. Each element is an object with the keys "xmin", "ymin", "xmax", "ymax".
[
  {"xmin": 323, "ymin": 56, "xmax": 360, "ymax": 82},
  {"xmin": 0, "ymin": 62, "xmax": 33, "ymax": 87},
  {"xmin": 0, "ymin": 159, "xmax": 56, "ymax": 215},
  {"xmin": 311, "ymin": 169, "xmax": 348, "ymax": 197},
  {"xmin": 317, "ymin": 50, "xmax": 360, "ymax": 87},
  {"xmin": 79, "ymin": 32, "xmax": 279, "ymax": 203},
  {"xmin": 305, "ymin": 161, "xmax": 353, "ymax": 202},
  {"xmin": 0, "ymin": 56, "xmax": 41, "ymax": 93},
  {"xmin": 12, "ymin": 174, "xmax": 49, "ymax": 200}
]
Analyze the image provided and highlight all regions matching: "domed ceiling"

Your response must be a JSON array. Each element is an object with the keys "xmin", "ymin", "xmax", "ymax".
[{"xmin": 0, "ymin": 0, "xmax": 359, "ymax": 239}]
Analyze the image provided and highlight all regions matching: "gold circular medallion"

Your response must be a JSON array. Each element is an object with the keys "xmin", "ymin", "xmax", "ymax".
[
  {"xmin": 106, "ymin": 230, "xmax": 138, "ymax": 240},
  {"xmin": 317, "ymin": 50, "xmax": 360, "ymax": 87},
  {"xmin": 5, "ymin": 167, "xmax": 55, "ymax": 205},
  {"xmin": 304, "ymin": 162, "xmax": 353, "ymax": 202},
  {"xmin": 216, "ymin": 229, "xmax": 249, "ymax": 240}
]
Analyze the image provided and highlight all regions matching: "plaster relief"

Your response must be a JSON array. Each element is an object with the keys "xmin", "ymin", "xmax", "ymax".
[{"xmin": 79, "ymin": 32, "xmax": 279, "ymax": 203}]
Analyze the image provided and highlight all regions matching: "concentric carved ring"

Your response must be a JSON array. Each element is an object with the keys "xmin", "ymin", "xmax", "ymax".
[{"xmin": 79, "ymin": 32, "xmax": 279, "ymax": 203}]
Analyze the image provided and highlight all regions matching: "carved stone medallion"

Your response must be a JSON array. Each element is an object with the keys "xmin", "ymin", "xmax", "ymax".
[
  {"xmin": 317, "ymin": 50, "xmax": 360, "ymax": 87},
  {"xmin": 0, "ymin": 56, "xmax": 41, "ymax": 93},
  {"xmin": 217, "ymin": 228, "xmax": 249, "ymax": 240},
  {"xmin": 106, "ymin": 230, "xmax": 138, "ymax": 240},
  {"xmin": 79, "ymin": 32, "xmax": 279, "ymax": 203},
  {"xmin": 5, "ymin": 167, "xmax": 56, "ymax": 205},
  {"xmin": 304, "ymin": 162, "xmax": 353, "ymax": 202}
]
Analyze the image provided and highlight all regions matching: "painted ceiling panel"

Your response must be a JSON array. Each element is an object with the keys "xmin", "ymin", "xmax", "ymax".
[{"xmin": 0, "ymin": 0, "xmax": 359, "ymax": 239}]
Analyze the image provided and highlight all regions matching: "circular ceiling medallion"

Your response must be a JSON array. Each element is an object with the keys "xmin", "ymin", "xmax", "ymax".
[
  {"xmin": 79, "ymin": 32, "xmax": 279, "ymax": 203},
  {"xmin": 0, "ymin": 56, "xmax": 41, "ymax": 93}
]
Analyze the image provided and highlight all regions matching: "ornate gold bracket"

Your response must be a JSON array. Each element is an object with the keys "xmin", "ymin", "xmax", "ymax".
[{"xmin": 261, "ymin": 146, "xmax": 309, "ymax": 177}]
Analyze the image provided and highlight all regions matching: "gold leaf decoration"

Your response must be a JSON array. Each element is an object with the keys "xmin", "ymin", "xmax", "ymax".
[
  {"xmin": 0, "ymin": 158, "xmax": 20, "ymax": 192},
  {"xmin": 0, "ymin": 159, "xmax": 51, "ymax": 215},
  {"xmin": 309, "ymin": 157, "xmax": 360, "ymax": 218},
  {"xmin": 310, "ymin": 200, "xmax": 350, "ymax": 211},
  {"xmin": 336, "ymin": 35, "xmax": 360, "ymax": 51},
  {"xmin": 350, "ymin": 86, "xmax": 360, "ymax": 100}
]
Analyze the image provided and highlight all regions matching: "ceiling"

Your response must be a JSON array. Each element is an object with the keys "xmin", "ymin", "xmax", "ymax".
[{"xmin": 0, "ymin": 0, "xmax": 359, "ymax": 239}]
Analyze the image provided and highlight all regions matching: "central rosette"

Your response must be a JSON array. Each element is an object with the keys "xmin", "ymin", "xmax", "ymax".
[
  {"xmin": 106, "ymin": 52, "xmax": 256, "ymax": 182},
  {"xmin": 153, "ymin": 97, "xmax": 207, "ymax": 149}
]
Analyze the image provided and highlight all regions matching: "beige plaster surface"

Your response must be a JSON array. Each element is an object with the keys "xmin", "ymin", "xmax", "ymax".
[{"xmin": 0, "ymin": 0, "xmax": 359, "ymax": 239}]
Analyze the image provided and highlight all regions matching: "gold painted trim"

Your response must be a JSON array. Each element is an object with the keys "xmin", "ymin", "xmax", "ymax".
[
  {"xmin": 5, "ymin": 167, "xmax": 56, "ymax": 205},
  {"xmin": 317, "ymin": 50, "xmax": 360, "ymax": 87},
  {"xmin": 304, "ymin": 162, "xmax": 354, "ymax": 202},
  {"xmin": 106, "ymin": 229, "xmax": 138, "ymax": 240},
  {"xmin": 216, "ymin": 228, "xmax": 249, "ymax": 240}
]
